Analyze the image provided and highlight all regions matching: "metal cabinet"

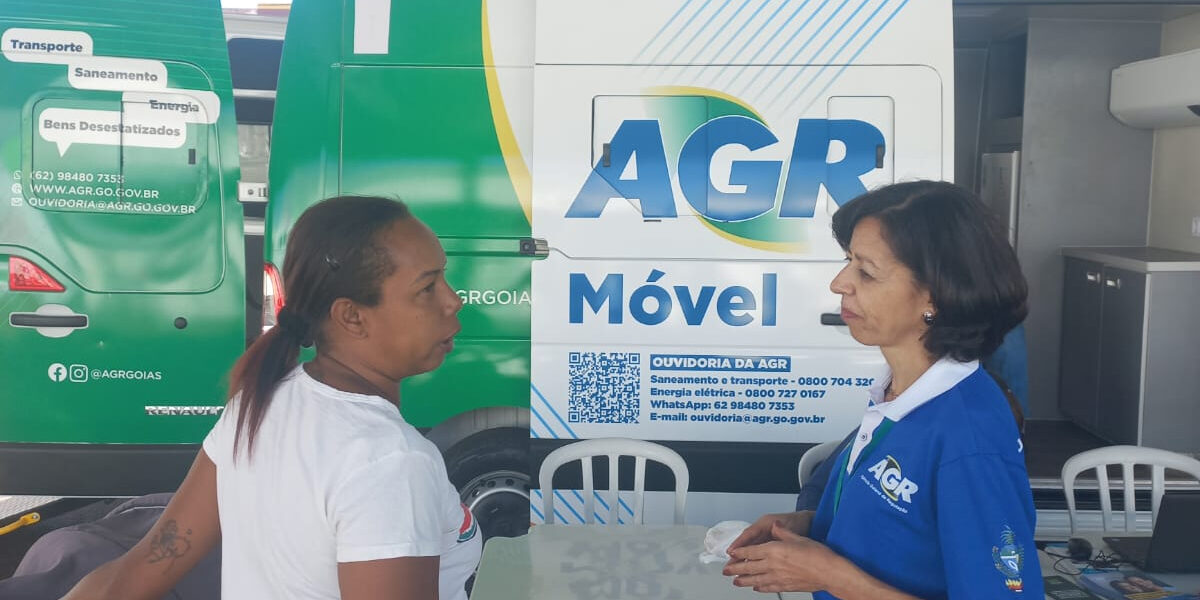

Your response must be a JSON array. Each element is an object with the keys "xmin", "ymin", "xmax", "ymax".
[
  {"xmin": 1059, "ymin": 248, "xmax": 1200, "ymax": 453},
  {"xmin": 1058, "ymin": 258, "xmax": 1104, "ymax": 430},
  {"xmin": 1095, "ymin": 266, "xmax": 1145, "ymax": 444}
]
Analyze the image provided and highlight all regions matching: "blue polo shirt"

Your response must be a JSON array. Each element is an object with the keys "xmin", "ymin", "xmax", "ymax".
[{"xmin": 809, "ymin": 359, "xmax": 1042, "ymax": 600}]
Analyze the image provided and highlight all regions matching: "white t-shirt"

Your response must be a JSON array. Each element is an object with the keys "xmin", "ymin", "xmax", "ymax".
[{"xmin": 203, "ymin": 366, "xmax": 481, "ymax": 600}]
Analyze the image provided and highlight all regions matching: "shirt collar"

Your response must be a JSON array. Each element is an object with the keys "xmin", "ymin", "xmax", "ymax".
[
  {"xmin": 865, "ymin": 356, "xmax": 980, "ymax": 423},
  {"xmin": 843, "ymin": 357, "xmax": 980, "ymax": 475}
]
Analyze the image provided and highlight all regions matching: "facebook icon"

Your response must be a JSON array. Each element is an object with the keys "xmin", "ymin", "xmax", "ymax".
[{"xmin": 48, "ymin": 363, "xmax": 67, "ymax": 382}]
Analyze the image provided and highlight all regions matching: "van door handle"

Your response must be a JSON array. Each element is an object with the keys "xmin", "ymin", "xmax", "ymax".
[
  {"xmin": 1086, "ymin": 271, "xmax": 1101, "ymax": 284},
  {"xmin": 1105, "ymin": 276, "xmax": 1121, "ymax": 289},
  {"xmin": 518, "ymin": 237, "xmax": 548, "ymax": 257},
  {"xmin": 820, "ymin": 313, "xmax": 847, "ymax": 326},
  {"xmin": 10, "ymin": 313, "xmax": 88, "ymax": 328},
  {"xmin": 601, "ymin": 143, "xmax": 611, "ymax": 168},
  {"xmin": 875, "ymin": 144, "xmax": 886, "ymax": 169}
]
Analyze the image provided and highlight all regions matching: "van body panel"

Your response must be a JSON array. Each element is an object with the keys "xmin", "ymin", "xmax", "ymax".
[
  {"xmin": 268, "ymin": 0, "xmax": 533, "ymax": 430},
  {"xmin": 0, "ymin": 0, "xmax": 242, "ymax": 482}
]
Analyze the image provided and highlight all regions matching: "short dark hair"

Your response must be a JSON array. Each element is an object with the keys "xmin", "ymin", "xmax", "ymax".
[{"xmin": 831, "ymin": 181, "xmax": 1027, "ymax": 362}]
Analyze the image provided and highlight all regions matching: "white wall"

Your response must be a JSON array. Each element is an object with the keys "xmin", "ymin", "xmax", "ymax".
[
  {"xmin": 1018, "ymin": 19, "xmax": 1160, "ymax": 420},
  {"xmin": 1148, "ymin": 12, "xmax": 1200, "ymax": 254}
]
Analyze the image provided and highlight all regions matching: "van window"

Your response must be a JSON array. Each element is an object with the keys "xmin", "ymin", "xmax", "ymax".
[
  {"xmin": 29, "ymin": 97, "xmax": 124, "ymax": 206},
  {"xmin": 119, "ymin": 96, "xmax": 210, "ymax": 213},
  {"xmin": 23, "ymin": 79, "xmax": 223, "ymax": 292}
]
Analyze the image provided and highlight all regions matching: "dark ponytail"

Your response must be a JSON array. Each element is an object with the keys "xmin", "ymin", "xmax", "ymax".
[{"xmin": 226, "ymin": 196, "xmax": 412, "ymax": 459}]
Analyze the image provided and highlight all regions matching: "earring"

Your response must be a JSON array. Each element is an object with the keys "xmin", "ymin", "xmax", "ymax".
[{"xmin": 922, "ymin": 311, "xmax": 935, "ymax": 325}]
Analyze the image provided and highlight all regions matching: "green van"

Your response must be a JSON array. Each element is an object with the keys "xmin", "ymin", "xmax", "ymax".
[
  {"xmin": 265, "ymin": 0, "xmax": 534, "ymax": 537},
  {"xmin": 0, "ymin": 0, "xmax": 242, "ymax": 494}
]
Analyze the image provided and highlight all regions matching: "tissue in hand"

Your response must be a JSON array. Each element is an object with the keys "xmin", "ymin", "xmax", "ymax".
[{"xmin": 699, "ymin": 520, "xmax": 751, "ymax": 564}]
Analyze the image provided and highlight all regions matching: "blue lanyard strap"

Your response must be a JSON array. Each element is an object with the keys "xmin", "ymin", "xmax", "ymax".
[{"xmin": 832, "ymin": 418, "xmax": 896, "ymax": 515}]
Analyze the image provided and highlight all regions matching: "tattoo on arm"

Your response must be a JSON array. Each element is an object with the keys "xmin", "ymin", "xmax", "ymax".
[{"xmin": 147, "ymin": 519, "xmax": 193, "ymax": 572}]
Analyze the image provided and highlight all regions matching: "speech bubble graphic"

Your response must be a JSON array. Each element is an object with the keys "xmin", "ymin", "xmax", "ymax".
[
  {"xmin": 2, "ymin": 28, "xmax": 92, "ymax": 64},
  {"xmin": 39, "ymin": 107, "xmax": 186, "ymax": 156},
  {"xmin": 67, "ymin": 55, "xmax": 167, "ymax": 92},
  {"xmin": 123, "ymin": 89, "xmax": 220, "ymax": 124}
]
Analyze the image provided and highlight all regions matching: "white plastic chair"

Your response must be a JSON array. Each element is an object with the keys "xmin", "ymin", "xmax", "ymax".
[
  {"xmin": 1062, "ymin": 445, "xmax": 1200, "ymax": 533},
  {"xmin": 539, "ymin": 438, "xmax": 689, "ymax": 525},
  {"xmin": 798, "ymin": 439, "xmax": 843, "ymax": 489}
]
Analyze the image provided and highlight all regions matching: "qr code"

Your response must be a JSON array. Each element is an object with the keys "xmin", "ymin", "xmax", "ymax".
[{"xmin": 568, "ymin": 352, "xmax": 641, "ymax": 424}]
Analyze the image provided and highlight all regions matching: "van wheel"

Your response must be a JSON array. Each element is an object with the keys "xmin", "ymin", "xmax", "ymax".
[{"xmin": 444, "ymin": 428, "xmax": 530, "ymax": 541}]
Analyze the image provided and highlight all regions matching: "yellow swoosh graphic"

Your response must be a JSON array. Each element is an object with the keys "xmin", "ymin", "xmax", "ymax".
[{"xmin": 481, "ymin": 0, "xmax": 532, "ymax": 225}]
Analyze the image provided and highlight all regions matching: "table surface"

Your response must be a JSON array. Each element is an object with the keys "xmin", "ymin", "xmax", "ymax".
[
  {"xmin": 474, "ymin": 527, "xmax": 1199, "ymax": 600},
  {"xmin": 1039, "ymin": 532, "xmax": 1200, "ymax": 596},
  {"xmin": 471, "ymin": 524, "xmax": 800, "ymax": 600}
]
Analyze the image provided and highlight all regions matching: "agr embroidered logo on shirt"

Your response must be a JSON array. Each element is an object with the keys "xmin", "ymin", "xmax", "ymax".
[{"xmin": 866, "ymin": 455, "xmax": 919, "ymax": 503}]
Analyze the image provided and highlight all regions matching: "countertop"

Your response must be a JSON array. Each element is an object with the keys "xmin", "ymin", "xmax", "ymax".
[{"xmin": 1060, "ymin": 246, "xmax": 1200, "ymax": 273}]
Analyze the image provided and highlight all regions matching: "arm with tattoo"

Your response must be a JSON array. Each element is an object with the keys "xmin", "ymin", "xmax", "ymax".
[
  {"xmin": 147, "ymin": 519, "xmax": 195, "ymax": 573},
  {"xmin": 60, "ymin": 452, "xmax": 221, "ymax": 600}
]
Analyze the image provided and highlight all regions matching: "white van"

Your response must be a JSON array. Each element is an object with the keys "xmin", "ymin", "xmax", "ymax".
[{"xmin": 267, "ymin": 0, "xmax": 953, "ymax": 529}]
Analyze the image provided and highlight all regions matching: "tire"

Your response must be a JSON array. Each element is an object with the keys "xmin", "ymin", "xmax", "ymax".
[{"xmin": 443, "ymin": 428, "xmax": 531, "ymax": 541}]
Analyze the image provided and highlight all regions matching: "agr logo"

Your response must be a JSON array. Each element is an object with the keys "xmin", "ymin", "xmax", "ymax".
[
  {"xmin": 867, "ymin": 455, "xmax": 919, "ymax": 503},
  {"xmin": 567, "ymin": 115, "xmax": 884, "ymax": 222}
]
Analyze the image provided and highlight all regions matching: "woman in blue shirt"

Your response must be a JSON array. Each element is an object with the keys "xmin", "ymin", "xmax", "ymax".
[{"xmin": 725, "ymin": 181, "xmax": 1041, "ymax": 600}]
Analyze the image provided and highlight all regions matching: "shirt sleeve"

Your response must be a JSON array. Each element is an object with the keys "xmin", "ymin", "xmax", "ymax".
[
  {"xmin": 329, "ymin": 449, "xmax": 452, "ymax": 563},
  {"xmin": 201, "ymin": 400, "xmax": 237, "ymax": 462},
  {"xmin": 936, "ymin": 453, "xmax": 1043, "ymax": 599}
]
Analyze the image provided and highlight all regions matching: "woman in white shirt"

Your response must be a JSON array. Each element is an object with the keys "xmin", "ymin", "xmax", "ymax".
[{"xmin": 64, "ymin": 195, "xmax": 480, "ymax": 600}]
